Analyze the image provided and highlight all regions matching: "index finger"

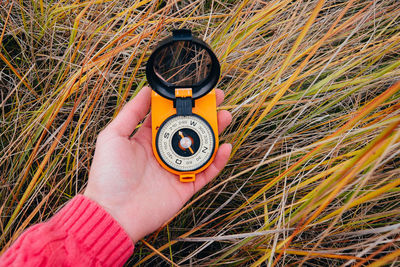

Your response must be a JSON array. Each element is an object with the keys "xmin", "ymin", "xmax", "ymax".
[{"xmin": 216, "ymin": 89, "xmax": 224, "ymax": 106}]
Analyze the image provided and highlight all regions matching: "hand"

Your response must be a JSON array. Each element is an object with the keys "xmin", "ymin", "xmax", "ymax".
[{"xmin": 84, "ymin": 86, "xmax": 232, "ymax": 243}]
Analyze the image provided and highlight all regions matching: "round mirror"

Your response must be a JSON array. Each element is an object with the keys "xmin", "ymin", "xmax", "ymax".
[
  {"xmin": 152, "ymin": 41, "xmax": 212, "ymax": 87},
  {"xmin": 146, "ymin": 30, "xmax": 220, "ymax": 100}
]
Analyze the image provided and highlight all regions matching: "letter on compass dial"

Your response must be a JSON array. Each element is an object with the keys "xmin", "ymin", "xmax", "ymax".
[{"xmin": 156, "ymin": 115, "xmax": 215, "ymax": 172}]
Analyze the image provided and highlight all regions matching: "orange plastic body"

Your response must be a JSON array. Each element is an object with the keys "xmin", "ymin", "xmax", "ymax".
[{"xmin": 151, "ymin": 90, "xmax": 219, "ymax": 182}]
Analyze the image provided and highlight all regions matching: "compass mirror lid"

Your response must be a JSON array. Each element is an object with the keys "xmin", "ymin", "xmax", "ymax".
[{"xmin": 146, "ymin": 29, "xmax": 220, "ymax": 100}]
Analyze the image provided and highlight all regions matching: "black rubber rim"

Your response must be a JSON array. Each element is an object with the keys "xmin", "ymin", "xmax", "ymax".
[{"xmin": 146, "ymin": 30, "xmax": 220, "ymax": 100}]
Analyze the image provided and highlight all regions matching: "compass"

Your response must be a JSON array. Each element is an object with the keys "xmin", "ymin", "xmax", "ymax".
[
  {"xmin": 146, "ymin": 29, "xmax": 220, "ymax": 182},
  {"xmin": 156, "ymin": 115, "xmax": 215, "ymax": 172}
]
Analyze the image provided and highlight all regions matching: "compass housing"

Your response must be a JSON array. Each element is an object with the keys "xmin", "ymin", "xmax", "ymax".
[
  {"xmin": 148, "ymin": 29, "xmax": 220, "ymax": 182},
  {"xmin": 146, "ymin": 29, "xmax": 220, "ymax": 100}
]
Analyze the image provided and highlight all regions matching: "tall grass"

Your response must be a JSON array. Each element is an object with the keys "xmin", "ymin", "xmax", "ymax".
[{"xmin": 1, "ymin": 0, "xmax": 400, "ymax": 265}]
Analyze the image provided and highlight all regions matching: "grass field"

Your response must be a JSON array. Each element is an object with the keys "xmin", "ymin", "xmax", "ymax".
[{"xmin": 1, "ymin": 0, "xmax": 400, "ymax": 265}]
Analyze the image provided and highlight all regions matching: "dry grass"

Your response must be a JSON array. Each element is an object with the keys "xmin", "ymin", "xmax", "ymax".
[{"xmin": 1, "ymin": 0, "xmax": 400, "ymax": 266}]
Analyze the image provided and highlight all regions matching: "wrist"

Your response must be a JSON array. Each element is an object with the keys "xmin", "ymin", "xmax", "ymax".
[{"xmin": 83, "ymin": 190, "xmax": 144, "ymax": 243}]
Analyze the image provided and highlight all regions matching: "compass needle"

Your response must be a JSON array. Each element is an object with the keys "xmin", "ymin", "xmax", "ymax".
[
  {"xmin": 178, "ymin": 131, "xmax": 195, "ymax": 154},
  {"xmin": 188, "ymin": 146, "xmax": 194, "ymax": 154}
]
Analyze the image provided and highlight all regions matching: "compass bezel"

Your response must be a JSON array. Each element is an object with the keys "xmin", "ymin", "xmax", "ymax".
[{"xmin": 155, "ymin": 114, "xmax": 216, "ymax": 172}]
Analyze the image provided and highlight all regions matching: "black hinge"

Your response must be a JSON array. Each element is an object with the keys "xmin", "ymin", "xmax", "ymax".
[{"xmin": 175, "ymin": 97, "xmax": 193, "ymax": 116}]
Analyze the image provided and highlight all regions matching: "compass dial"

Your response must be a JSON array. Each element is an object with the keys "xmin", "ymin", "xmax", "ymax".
[{"xmin": 156, "ymin": 115, "xmax": 215, "ymax": 172}]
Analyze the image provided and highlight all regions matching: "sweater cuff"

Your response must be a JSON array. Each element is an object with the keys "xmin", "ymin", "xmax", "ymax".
[{"xmin": 49, "ymin": 194, "xmax": 134, "ymax": 266}]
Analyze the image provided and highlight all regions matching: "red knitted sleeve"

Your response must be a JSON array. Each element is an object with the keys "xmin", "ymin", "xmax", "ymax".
[{"xmin": 0, "ymin": 195, "xmax": 134, "ymax": 267}]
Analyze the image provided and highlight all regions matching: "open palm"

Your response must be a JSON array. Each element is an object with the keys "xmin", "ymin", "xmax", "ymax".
[{"xmin": 84, "ymin": 86, "xmax": 232, "ymax": 242}]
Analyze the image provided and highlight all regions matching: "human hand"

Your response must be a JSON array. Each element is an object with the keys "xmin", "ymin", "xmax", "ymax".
[{"xmin": 84, "ymin": 86, "xmax": 232, "ymax": 243}]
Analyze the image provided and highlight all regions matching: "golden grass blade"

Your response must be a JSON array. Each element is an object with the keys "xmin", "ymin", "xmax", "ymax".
[{"xmin": 141, "ymin": 239, "xmax": 180, "ymax": 267}]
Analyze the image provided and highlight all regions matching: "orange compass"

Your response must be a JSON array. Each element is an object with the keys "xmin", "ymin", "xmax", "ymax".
[{"xmin": 146, "ymin": 29, "xmax": 220, "ymax": 182}]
